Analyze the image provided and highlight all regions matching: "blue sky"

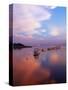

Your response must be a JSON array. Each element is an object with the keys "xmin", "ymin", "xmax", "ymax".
[
  {"xmin": 13, "ymin": 4, "xmax": 66, "ymax": 45},
  {"xmin": 41, "ymin": 7, "xmax": 66, "ymax": 27}
]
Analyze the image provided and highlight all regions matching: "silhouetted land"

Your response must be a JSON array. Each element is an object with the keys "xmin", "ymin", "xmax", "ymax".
[{"xmin": 13, "ymin": 43, "xmax": 32, "ymax": 49}]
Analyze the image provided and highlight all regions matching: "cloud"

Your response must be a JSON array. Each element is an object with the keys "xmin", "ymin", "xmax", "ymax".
[
  {"xmin": 43, "ymin": 6, "xmax": 57, "ymax": 10},
  {"xmin": 29, "ymin": 6, "xmax": 51, "ymax": 21},
  {"xmin": 13, "ymin": 4, "xmax": 52, "ymax": 36},
  {"xmin": 40, "ymin": 29, "xmax": 47, "ymax": 33},
  {"xmin": 49, "ymin": 26, "xmax": 62, "ymax": 36},
  {"xmin": 49, "ymin": 6, "xmax": 57, "ymax": 9}
]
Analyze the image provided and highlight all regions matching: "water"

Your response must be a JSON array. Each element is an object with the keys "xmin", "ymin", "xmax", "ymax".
[{"xmin": 13, "ymin": 47, "xmax": 66, "ymax": 85}]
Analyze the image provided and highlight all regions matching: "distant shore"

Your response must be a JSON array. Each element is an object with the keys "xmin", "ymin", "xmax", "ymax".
[{"xmin": 13, "ymin": 43, "xmax": 32, "ymax": 49}]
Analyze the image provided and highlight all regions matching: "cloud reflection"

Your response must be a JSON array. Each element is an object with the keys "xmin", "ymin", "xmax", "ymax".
[
  {"xmin": 49, "ymin": 52, "xmax": 59, "ymax": 64},
  {"xmin": 13, "ymin": 49, "xmax": 51, "ymax": 85}
]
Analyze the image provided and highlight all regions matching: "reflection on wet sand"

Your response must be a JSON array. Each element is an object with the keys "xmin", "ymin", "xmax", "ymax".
[{"xmin": 13, "ymin": 47, "xmax": 66, "ymax": 85}]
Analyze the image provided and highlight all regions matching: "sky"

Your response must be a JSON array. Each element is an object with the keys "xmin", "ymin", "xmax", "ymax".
[{"xmin": 12, "ymin": 4, "xmax": 66, "ymax": 46}]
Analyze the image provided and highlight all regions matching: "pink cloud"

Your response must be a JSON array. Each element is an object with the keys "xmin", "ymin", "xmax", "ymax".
[
  {"xmin": 49, "ymin": 26, "xmax": 63, "ymax": 36},
  {"xmin": 13, "ymin": 4, "xmax": 52, "ymax": 36}
]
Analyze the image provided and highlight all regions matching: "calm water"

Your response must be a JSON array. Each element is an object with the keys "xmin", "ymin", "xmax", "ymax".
[{"xmin": 13, "ymin": 47, "xmax": 66, "ymax": 85}]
